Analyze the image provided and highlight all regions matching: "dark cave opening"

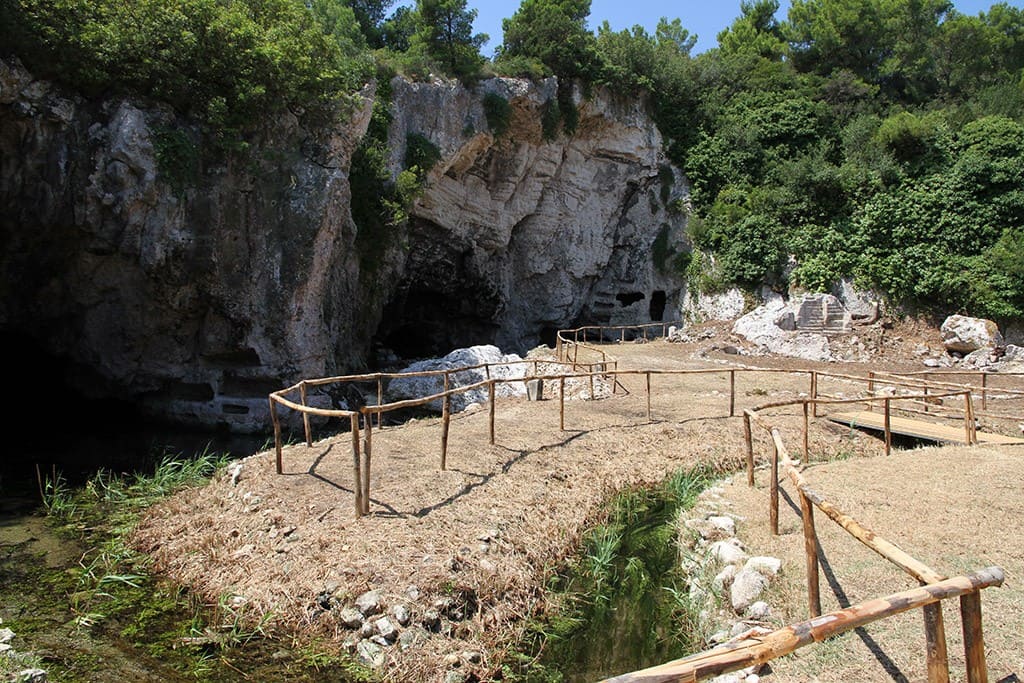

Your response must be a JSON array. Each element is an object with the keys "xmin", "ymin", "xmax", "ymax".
[
  {"xmin": 649, "ymin": 290, "xmax": 666, "ymax": 321},
  {"xmin": 0, "ymin": 331, "xmax": 264, "ymax": 487},
  {"xmin": 616, "ymin": 292, "xmax": 645, "ymax": 307},
  {"xmin": 374, "ymin": 286, "xmax": 499, "ymax": 362}
]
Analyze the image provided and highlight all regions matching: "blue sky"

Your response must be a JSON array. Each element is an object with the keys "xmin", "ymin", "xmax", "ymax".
[{"xmin": 459, "ymin": 0, "xmax": 1024, "ymax": 57}]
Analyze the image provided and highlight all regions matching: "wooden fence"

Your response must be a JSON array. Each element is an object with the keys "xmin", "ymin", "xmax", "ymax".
[
  {"xmin": 270, "ymin": 354, "xmax": 1014, "ymax": 520},
  {"xmin": 610, "ymin": 388, "xmax": 1006, "ymax": 682},
  {"xmin": 269, "ymin": 328, "xmax": 1019, "ymax": 680}
]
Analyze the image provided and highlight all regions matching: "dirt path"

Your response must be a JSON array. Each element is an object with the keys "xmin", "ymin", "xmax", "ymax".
[{"xmin": 131, "ymin": 338, "xmax": 1023, "ymax": 682}]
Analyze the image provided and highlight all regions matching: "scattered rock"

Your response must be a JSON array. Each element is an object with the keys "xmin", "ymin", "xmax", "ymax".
[
  {"xmin": 0, "ymin": 627, "xmax": 14, "ymax": 643},
  {"xmin": 420, "ymin": 609, "xmax": 441, "ymax": 631},
  {"xmin": 444, "ymin": 671, "xmax": 468, "ymax": 683},
  {"xmin": 406, "ymin": 585, "xmax": 421, "ymax": 601},
  {"xmin": 707, "ymin": 515, "xmax": 736, "ymax": 537},
  {"xmin": 708, "ymin": 539, "xmax": 748, "ymax": 565},
  {"xmin": 356, "ymin": 640, "xmax": 386, "ymax": 668},
  {"xmin": 463, "ymin": 650, "xmax": 483, "ymax": 664},
  {"xmin": 713, "ymin": 565, "xmax": 738, "ymax": 592},
  {"xmin": 339, "ymin": 607, "xmax": 364, "ymax": 629},
  {"xmin": 355, "ymin": 589, "xmax": 383, "ymax": 616},
  {"xmin": 359, "ymin": 621, "xmax": 375, "ymax": 638},
  {"xmin": 731, "ymin": 567, "xmax": 770, "ymax": 614},
  {"xmin": 16, "ymin": 670, "xmax": 48, "ymax": 683},
  {"xmin": 398, "ymin": 626, "xmax": 427, "ymax": 651},
  {"xmin": 391, "ymin": 604, "xmax": 411, "ymax": 626},
  {"xmin": 745, "ymin": 601, "xmax": 772, "ymax": 620},
  {"xmin": 744, "ymin": 556, "xmax": 782, "ymax": 577},
  {"xmin": 374, "ymin": 616, "xmax": 398, "ymax": 642}
]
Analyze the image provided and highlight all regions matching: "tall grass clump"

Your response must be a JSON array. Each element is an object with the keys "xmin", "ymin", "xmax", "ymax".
[{"xmin": 506, "ymin": 465, "xmax": 721, "ymax": 680}]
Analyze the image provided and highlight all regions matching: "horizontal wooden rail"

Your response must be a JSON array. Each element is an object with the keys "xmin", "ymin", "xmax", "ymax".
[{"xmin": 603, "ymin": 567, "xmax": 1004, "ymax": 683}]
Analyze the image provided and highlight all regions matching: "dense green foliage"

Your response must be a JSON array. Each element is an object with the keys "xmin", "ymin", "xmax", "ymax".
[
  {"xmin": 3, "ymin": 0, "xmax": 1022, "ymax": 320},
  {"xmin": 0, "ymin": 0, "xmax": 373, "ymax": 132}
]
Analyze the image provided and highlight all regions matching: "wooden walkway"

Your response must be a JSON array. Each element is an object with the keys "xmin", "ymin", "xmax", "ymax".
[{"xmin": 829, "ymin": 410, "xmax": 1024, "ymax": 446}]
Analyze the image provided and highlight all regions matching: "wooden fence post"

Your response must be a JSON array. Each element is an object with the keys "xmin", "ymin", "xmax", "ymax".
[
  {"xmin": 362, "ymin": 411, "xmax": 372, "ymax": 515},
  {"xmin": 868, "ymin": 371, "xmax": 876, "ymax": 412},
  {"xmin": 811, "ymin": 371, "xmax": 819, "ymax": 418},
  {"xmin": 646, "ymin": 372, "xmax": 652, "ymax": 422},
  {"xmin": 963, "ymin": 392, "xmax": 973, "ymax": 445},
  {"xmin": 270, "ymin": 397, "xmax": 283, "ymax": 475},
  {"xmin": 729, "ymin": 369, "xmax": 736, "ymax": 417},
  {"xmin": 923, "ymin": 600, "xmax": 950, "ymax": 683},
  {"xmin": 803, "ymin": 401, "xmax": 809, "ymax": 463},
  {"xmin": 350, "ymin": 413, "xmax": 363, "ymax": 518},
  {"xmin": 770, "ymin": 440, "xmax": 779, "ymax": 536},
  {"xmin": 980, "ymin": 373, "xmax": 987, "ymax": 411},
  {"xmin": 377, "ymin": 376, "xmax": 384, "ymax": 429},
  {"xmin": 489, "ymin": 380, "xmax": 496, "ymax": 445},
  {"xmin": 960, "ymin": 591, "xmax": 988, "ymax": 683},
  {"xmin": 966, "ymin": 392, "xmax": 977, "ymax": 444},
  {"xmin": 441, "ymin": 393, "xmax": 451, "ymax": 471},
  {"xmin": 560, "ymin": 375, "xmax": 566, "ymax": 431},
  {"xmin": 744, "ymin": 412, "xmax": 754, "ymax": 487},
  {"xmin": 884, "ymin": 397, "xmax": 892, "ymax": 456},
  {"xmin": 799, "ymin": 490, "xmax": 821, "ymax": 618},
  {"xmin": 299, "ymin": 381, "xmax": 312, "ymax": 446}
]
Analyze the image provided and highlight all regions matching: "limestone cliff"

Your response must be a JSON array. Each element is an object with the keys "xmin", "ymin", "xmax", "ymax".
[{"xmin": 0, "ymin": 58, "xmax": 688, "ymax": 431}]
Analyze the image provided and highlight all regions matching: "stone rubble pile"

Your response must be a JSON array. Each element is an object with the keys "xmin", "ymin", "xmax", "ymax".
[
  {"xmin": 0, "ymin": 622, "xmax": 47, "ymax": 682},
  {"xmin": 679, "ymin": 480, "xmax": 784, "ymax": 683},
  {"xmin": 302, "ymin": 529, "xmax": 504, "ymax": 679}
]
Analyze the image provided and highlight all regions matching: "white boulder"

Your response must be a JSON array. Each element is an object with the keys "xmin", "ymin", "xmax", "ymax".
[
  {"xmin": 941, "ymin": 315, "xmax": 1003, "ymax": 353},
  {"xmin": 387, "ymin": 345, "xmax": 527, "ymax": 412}
]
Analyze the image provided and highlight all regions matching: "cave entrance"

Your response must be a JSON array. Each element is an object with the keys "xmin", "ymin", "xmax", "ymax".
[
  {"xmin": 649, "ymin": 290, "xmax": 666, "ymax": 321},
  {"xmin": 374, "ymin": 286, "xmax": 499, "ymax": 362}
]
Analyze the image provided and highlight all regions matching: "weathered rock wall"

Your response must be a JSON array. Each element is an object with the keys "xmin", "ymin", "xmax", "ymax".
[
  {"xmin": 379, "ymin": 77, "xmax": 689, "ymax": 355},
  {"xmin": 1, "ymin": 58, "xmax": 374, "ymax": 430},
  {"xmin": 0, "ymin": 59, "xmax": 689, "ymax": 431}
]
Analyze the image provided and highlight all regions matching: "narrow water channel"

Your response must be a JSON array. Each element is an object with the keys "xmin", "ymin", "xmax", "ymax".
[{"xmin": 522, "ymin": 468, "xmax": 715, "ymax": 681}]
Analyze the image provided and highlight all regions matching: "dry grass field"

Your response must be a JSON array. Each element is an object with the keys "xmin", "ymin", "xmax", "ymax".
[{"xmin": 131, "ymin": 335, "xmax": 1023, "ymax": 682}]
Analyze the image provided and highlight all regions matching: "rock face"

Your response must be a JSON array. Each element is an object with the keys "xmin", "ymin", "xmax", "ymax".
[
  {"xmin": 940, "ymin": 315, "xmax": 1004, "ymax": 354},
  {"xmin": 0, "ymin": 58, "xmax": 689, "ymax": 430},
  {"xmin": 1, "ymin": 57, "xmax": 375, "ymax": 431},
  {"xmin": 377, "ymin": 77, "xmax": 689, "ymax": 356}
]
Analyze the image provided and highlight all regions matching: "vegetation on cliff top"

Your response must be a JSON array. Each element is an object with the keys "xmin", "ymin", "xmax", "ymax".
[{"xmin": 3, "ymin": 0, "xmax": 1023, "ymax": 320}]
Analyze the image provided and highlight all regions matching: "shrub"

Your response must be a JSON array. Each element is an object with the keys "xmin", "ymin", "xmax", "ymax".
[{"xmin": 482, "ymin": 92, "xmax": 512, "ymax": 137}]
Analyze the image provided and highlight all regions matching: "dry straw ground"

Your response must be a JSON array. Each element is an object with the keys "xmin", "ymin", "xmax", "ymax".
[{"xmin": 131, "ymin": 332, "xmax": 1023, "ymax": 682}]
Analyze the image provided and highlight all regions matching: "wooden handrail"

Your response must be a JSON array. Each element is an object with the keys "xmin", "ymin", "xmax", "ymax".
[{"xmin": 603, "ymin": 567, "xmax": 1004, "ymax": 683}]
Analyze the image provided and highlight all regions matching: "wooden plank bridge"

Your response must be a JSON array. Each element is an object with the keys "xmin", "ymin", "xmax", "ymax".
[{"xmin": 829, "ymin": 410, "xmax": 1024, "ymax": 446}]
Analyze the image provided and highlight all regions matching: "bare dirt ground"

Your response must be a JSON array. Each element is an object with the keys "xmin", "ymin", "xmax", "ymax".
[{"xmin": 131, "ymin": 319, "xmax": 1023, "ymax": 682}]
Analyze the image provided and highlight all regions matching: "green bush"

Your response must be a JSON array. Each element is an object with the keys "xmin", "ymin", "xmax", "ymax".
[
  {"xmin": 482, "ymin": 92, "xmax": 512, "ymax": 137},
  {"xmin": 2, "ymin": 0, "xmax": 373, "ymax": 133}
]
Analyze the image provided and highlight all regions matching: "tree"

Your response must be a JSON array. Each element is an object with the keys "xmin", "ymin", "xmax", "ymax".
[
  {"xmin": 717, "ymin": 0, "xmax": 787, "ymax": 60},
  {"xmin": 342, "ymin": 0, "xmax": 393, "ymax": 47},
  {"xmin": 596, "ymin": 22, "xmax": 656, "ymax": 92},
  {"xmin": 497, "ymin": 0, "xmax": 599, "ymax": 80},
  {"xmin": 412, "ymin": 0, "xmax": 487, "ymax": 79},
  {"xmin": 380, "ymin": 5, "xmax": 418, "ymax": 51}
]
